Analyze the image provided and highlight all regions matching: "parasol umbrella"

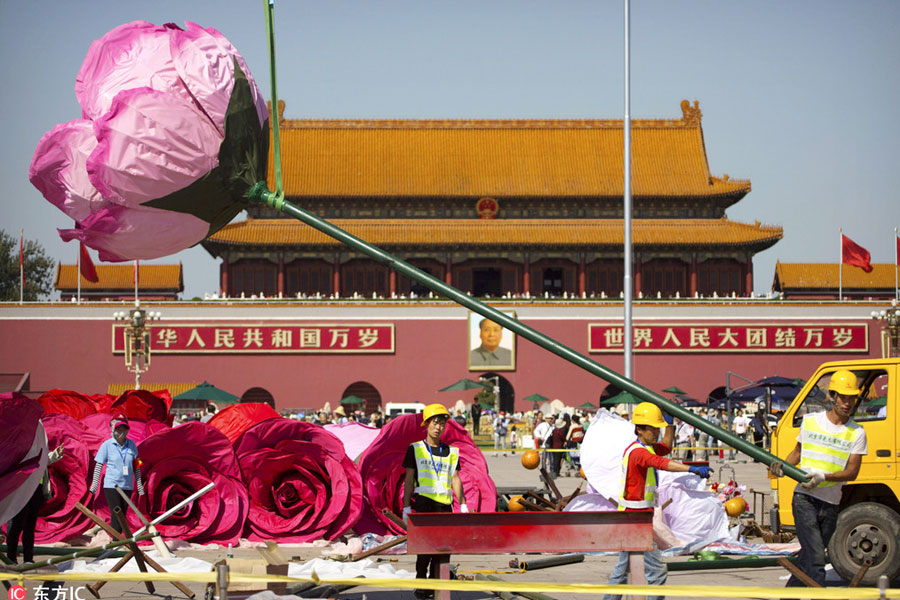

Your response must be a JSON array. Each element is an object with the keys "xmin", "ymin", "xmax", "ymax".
[
  {"xmin": 674, "ymin": 396, "xmax": 705, "ymax": 408},
  {"xmin": 599, "ymin": 390, "xmax": 641, "ymax": 406},
  {"xmin": 663, "ymin": 386, "xmax": 686, "ymax": 395},
  {"xmin": 730, "ymin": 376, "xmax": 805, "ymax": 405},
  {"xmin": 522, "ymin": 393, "xmax": 550, "ymax": 404},
  {"xmin": 339, "ymin": 395, "xmax": 365, "ymax": 405},
  {"xmin": 577, "ymin": 402, "xmax": 596, "ymax": 410},
  {"xmin": 174, "ymin": 381, "xmax": 240, "ymax": 404},
  {"xmin": 438, "ymin": 379, "xmax": 492, "ymax": 392}
]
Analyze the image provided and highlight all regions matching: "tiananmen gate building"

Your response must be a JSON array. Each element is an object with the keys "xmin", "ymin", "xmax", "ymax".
[{"xmin": 202, "ymin": 101, "xmax": 782, "ymax": 300}]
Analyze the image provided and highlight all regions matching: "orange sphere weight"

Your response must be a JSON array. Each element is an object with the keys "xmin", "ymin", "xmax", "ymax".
[
  {"xmin": 724, "ymin": 497, "xmax": 748, "ymax": 517},
  {"xmin": 508, "ymin": 496, "xmax": 526, "ymax": 512},
  {"xmin": 521, "ymin": 450, "xmax": 540, "ymax": 470}
]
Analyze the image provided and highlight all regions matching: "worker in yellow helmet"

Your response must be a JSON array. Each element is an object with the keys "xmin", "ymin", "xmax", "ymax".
[
  {"xmin": 402, "ymin": 403, "xmax": 467, "ymax": 600},
  {"xmin": 769, "ymin": 369, "xmax": 867, "ymax": 587},
  {"xmin": 603, "ymin": 402, "xmax": 710, "ymax": 600}
]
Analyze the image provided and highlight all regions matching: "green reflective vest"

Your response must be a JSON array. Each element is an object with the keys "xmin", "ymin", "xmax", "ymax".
[
  {"xmin": 800, "ymin": 414, "xmax": 863, "ymax": 487},
  {"xmin": 412, "ymin": 441, "xmax": 459, "ymax": 505},
  {"xmin": 618, "ymin": 441, "xmax": 658, "ymax": 511}
]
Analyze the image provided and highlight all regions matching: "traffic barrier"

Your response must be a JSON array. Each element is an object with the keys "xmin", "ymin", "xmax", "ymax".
[{"xmin": 2, "ymin": 568, "xmax": 897, "ymax": 599}]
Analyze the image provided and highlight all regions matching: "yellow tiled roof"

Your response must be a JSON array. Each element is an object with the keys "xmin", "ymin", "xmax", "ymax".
[
  {"xmin": 55, "ymin": 263, "xmax": 184, "ymax": 291},
  {"xmin": 208, "ymin": 218, "xmax": 782, "ymax": 248},
  {"xmin": 774, "ymin": 262, "xmax": 898, "ymax": 290},
  {"xmin": 267, "ymin": 103, "xmax": 750, "ymax": 199},
  {"xmin": 107, "ymin": 382, "xmax": 198, "ymax": 397}
]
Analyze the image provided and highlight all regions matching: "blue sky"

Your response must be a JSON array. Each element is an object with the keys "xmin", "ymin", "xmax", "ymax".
[{"xmin": 2, "ymin": 1, "xmax": 899, "ymax": 298}]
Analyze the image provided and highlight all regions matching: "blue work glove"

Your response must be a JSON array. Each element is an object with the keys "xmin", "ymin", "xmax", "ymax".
[
  {"xmin": 662, "ymin": 412, "xmax": 674, "ymax": 425},
  {"xmin": 688, "ymin": 465, "xmax": 710, "ymax": 479}
]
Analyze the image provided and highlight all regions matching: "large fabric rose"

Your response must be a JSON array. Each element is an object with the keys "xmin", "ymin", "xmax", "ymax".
[
  {"xmin": 29, "ymin": 21, "xmax": 268, "ymax": 261},
  {"xmin": 356, "ymin": 413, "xmax": 496, "ymax": 535},
  {"xmin": 135, "ymin": 422, "xmax": 247, "ymax": 545},
  {"xmin": 35, "ymin": 414, "xmax": 95, "ymax": 543},
  {"xmin": 207, "ymin": 402, "xmax": 280, "ymax": 444},
  {"xmin": 109, "ymin": 389, "xmax": 174, "ymax": 426},
  {"xmin": 0, "ymin": 394, "xmax": 46, "ymax": 524},
  {"xmin": 37, "ymin": 389, "xmax": 98, "ymax": 420},
  {"xmin": 234, "ymin": 419, "xmax": 363, "ymax": 542}
]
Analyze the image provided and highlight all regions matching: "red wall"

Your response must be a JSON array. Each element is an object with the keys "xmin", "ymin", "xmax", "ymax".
[{"xmin": 0, "ymin": 303, "xmax": 886, "ymax": 412}]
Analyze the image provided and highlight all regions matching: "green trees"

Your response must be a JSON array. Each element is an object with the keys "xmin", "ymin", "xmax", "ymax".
[{"xmin": 0, "ymin": 230, "xmax": 55, "ymax": 301}]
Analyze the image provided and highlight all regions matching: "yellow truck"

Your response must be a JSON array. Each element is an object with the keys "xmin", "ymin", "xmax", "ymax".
[{"xmin": 771, "ymin": 358, "xmax": 899, "ymax": 585}]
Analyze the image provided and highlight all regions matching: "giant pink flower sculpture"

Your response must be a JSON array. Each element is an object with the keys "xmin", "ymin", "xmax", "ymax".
[
  {"xmin": 29, "ymin": 21, "xmax": 268, "ymax": 261},
  {"xmin": 357, "ymin": 413, "xmax": 497, "ymax": 535},
  {"xmin": 233, "ymin": 419, "xmax": 363, "ymax": 542}
]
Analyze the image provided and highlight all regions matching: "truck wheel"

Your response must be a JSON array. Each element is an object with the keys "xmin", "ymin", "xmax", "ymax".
[{"xmin": 829, "ymin": 502, "xmax": 900, "ymax": 585}]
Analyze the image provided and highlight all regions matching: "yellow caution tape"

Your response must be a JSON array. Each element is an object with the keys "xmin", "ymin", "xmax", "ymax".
[{"xmin": 2, "ymin": 571, "xmax": 898, "ymax": 598}]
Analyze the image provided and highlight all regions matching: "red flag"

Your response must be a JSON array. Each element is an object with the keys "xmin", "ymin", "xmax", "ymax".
[
  {"xmin": 841, "ymin": 234, "xmax": 873, "ymax": 273},
  {"xmin": 79, "ymin": 242, "xmax": 99, "ymax": 282}
]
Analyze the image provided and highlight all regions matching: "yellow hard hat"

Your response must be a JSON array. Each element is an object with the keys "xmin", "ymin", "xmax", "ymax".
[
  {"xmin": 631, "ymin": 402, "xmax": 668, "ymax": 428},
  {"xmin": 828, "ymin": 370, "xmax": 860, "ymax": 396},
  {"xmin": 422, "ymin": 403, "xmax": 450, "ymax": 425}
]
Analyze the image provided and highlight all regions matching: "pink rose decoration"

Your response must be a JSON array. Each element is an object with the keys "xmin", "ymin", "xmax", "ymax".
[{"xmin": 29, "ymin": 21, "xmax": 268, "ymax": 261}]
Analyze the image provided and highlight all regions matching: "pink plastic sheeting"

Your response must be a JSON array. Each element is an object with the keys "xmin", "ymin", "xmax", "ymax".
[
  {"xmin": 35, "ymin": 414, "xmax": 96, "ymax": 543},
  {"xmin": 207, "ymin": 403, "xmax": 280, "ymax": 444},
  {"xmin": 356, "ymin": 413, "xmax": 497, "ymax": 535},
  {"xmin": 0, "ymin": 394, "xmax": 46, "ymax": 523},
  {"xmin": 134, "ymin": 422, "xmax": 248, "ymax": 545},
  {"xmin": 324, "ymin": 422, "xmax": 381, "ymax": 461},
  {"xmin": 234, "ymin": 419, "xmax": 363, "ymax": 542}
]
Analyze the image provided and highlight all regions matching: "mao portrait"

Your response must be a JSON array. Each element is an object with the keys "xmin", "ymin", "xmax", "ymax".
[{"xmin": 468, "ymin": 311, "xmax": 516, "ymax": 371}]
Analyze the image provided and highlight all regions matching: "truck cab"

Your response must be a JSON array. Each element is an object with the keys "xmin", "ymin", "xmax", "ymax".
[{"xmin": 771, "ymin": 358, "xmax": 899, "ymax": 584}]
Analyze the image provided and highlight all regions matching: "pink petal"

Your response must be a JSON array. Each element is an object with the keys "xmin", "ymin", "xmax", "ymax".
[
  {"xmin": 75, "ymin": 21, "xmax": 193, "ymax": 121},
  {"xmin": 29, "ymin": 120, "xmax": 105, "ymax": 222},
  {"xmin": 171, "ymin": 23, "xmax": 267, "ymax": 134},
  {"xmin": 180, "ymin": 23, "xmax": 269, "ymax": 128},
  {"xmin": 87, "ymin": 87, "xmax": 221, "ymax": 206},
  {"xmin": 58, "ymin": 202, "xmax": 209, "ymax": 262}
]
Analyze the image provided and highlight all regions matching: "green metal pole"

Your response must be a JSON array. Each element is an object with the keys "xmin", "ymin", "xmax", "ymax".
[
  {"xmin": 254, "ymin": 1, "xmax": 804, "ymax": 483},
  {"xmin": 249, "ymin": 193, "xmax": 805, "ymax": 482},
  {"xmin": 12, "ymin": 533, "xmax": 156, "ymax": 572},
  {"xmin": 0, "ymin": 545, "xmax": 126, "ymax": 559}
]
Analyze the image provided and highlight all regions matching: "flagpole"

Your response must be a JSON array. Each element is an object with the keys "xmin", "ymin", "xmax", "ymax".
[
  {"xmin": 895, "ymin": 227, "xmax": 898, "ymax": 302},
  {"xmin": 839, "ymin": 228, "xmax": 843, "ymax": 302},
  {"xmin": 623, "ymin": 0, "xmax": 634, "ymax": 380},
  {"xmin": 134, "ymin": 260, "xmax": 139, "ymax": 306},
  {"xmin": 19, "ymin": 229, "xmax": 24, "ymax": 304},
  {"xmin": 77, "ymin": 242, "xmax": 81, "ymax": 304}
]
